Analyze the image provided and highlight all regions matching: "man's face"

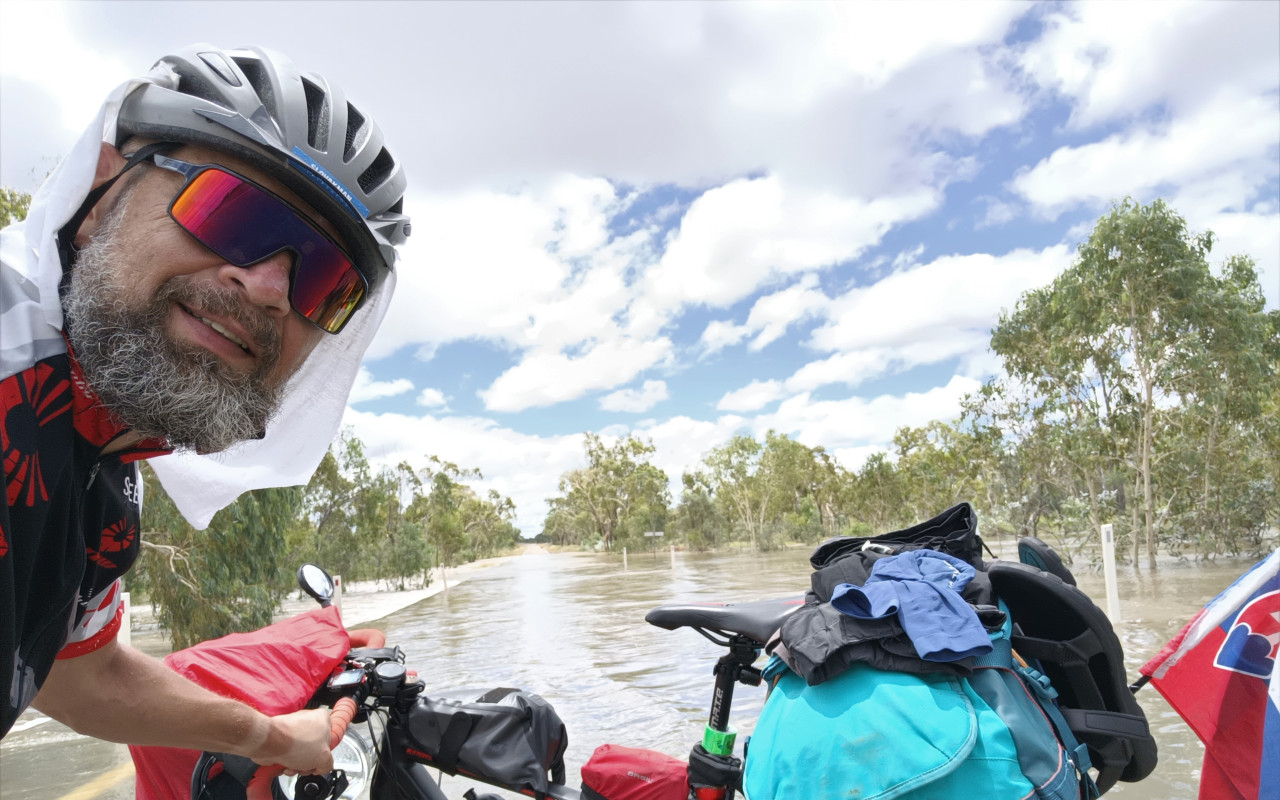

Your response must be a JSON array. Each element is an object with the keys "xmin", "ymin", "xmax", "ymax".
[{"xmin": 63, "ymin": 143, "xmax": 333, "ymax": 454}]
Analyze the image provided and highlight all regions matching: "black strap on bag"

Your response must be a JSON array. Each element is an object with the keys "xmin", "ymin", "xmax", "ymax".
[{"xmin": 434, "ymin": 712, "xmax": 477, "ymax": 775}]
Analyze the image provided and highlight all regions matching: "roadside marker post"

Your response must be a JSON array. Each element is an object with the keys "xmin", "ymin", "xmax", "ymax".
[
  {"xmin": 623, "ymin": 547, "xmax": 628, "ymax": 571},
  {"xmin": 644, "ymin": 531, "xmax": 664, "ymax": 562},
  {"xmin": 1100, "ymin": 523, "xmax": 1121, "ymax": 621}
]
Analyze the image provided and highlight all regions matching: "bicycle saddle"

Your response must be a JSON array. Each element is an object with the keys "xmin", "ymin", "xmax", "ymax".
[{"xmin": 645, "ymin": 596, "xmax": 805, "ymax": 646}]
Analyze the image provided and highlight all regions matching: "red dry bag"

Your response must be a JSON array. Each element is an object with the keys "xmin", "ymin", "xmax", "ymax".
[{"xmin": 580, "ymin": 744, "xmax": 688, "ymax": 800}]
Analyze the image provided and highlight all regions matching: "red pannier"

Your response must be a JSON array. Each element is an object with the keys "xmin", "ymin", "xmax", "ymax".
[{"xmin": 580, "ymin": 744, "xmax": 688, "ymax": 800}]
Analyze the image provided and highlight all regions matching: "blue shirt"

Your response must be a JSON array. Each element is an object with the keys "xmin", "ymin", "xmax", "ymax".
[{"xmin": 830, "ymin": 550, "xmax": 991, "ymax": 662}]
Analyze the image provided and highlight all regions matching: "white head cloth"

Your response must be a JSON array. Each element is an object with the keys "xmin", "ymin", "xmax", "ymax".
[{"xmin": 6, "ymin": 64, "xmax": 395, "ymax": 529}]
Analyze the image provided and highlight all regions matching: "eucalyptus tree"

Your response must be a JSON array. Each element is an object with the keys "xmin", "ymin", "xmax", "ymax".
[
  {"xmin": 703, "ymin": 434, "xmax": 771, "ymax": 549},
  {"xmin": 672, "ymin": 471, "xmax": 727, "ymax": 550},
  {"xmin": 844, "ymin": 451, "xmax": 907, "ymax": 534},
  {"xmin": 1157, "ymin": 255, "xmax": 1280, "ymax": 556},
  {"xmin": 993, "ymin": 198, "xmax": 1276, "ymax": 565},
  {"xmin": 551, "ymin": 434, "xmax": 669, "ymax": 550},
  {"xmin": 459, "ymin": 488, "xmax": 520, "ymax": 558},
  {"xmin": 136, "ymin": 465, "xmax": 299, "ymax": 649}
]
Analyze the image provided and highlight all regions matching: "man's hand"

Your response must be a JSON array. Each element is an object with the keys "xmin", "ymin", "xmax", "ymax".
[
  {"xmin": 248, "ymin": 707, "xmax": 334, "ymax": 775},
  {"xmin": 33, "ymin": 638, "xmax": 337, "ymax": 775}
]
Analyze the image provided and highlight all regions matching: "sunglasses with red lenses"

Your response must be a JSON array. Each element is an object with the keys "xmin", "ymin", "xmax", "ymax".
[{"xmin": 151, "ymin": 154, "xmax": 367, "ymax": 334}]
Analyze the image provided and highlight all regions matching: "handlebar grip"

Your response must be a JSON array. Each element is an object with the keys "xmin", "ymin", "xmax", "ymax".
[
  {"xmin": 347, "ymin": 628, "xmax": 386, "ymax": 648},
  {"xmin": 329, "ymin": 696, "xmax": 359, "ymax": 749}
]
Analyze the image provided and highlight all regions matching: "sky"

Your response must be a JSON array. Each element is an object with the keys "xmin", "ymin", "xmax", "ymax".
[{"xmin": 2, "ymin": 1, "xmax": 1277, "ymax": 537}]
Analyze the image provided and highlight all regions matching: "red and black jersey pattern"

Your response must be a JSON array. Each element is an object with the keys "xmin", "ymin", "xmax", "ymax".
[
  {"xmin": 1, "ymin": 361, "xmax": 73, "ymax": 507},
  {"xmin": 87, "ymin": 520, "xmax": 138, "ymax": 570},
  {"xmin": 1, "ymin": 341, "xmax": 170, "ymax": 737}
]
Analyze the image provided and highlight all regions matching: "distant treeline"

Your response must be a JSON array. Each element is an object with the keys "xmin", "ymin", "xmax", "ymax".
[
  {"xmin": 133, "ymin": 434, "xmax": 518, "ymax": 648},
  {"xmin": 538, "ymin": 200, "xmax": 1280, "ymax": 566}
]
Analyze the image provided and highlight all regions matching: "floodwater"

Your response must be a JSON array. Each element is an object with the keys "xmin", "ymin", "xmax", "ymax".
[{"xmin": 0, "ymin": 545, "xmax": 1259, "ymax": 799}]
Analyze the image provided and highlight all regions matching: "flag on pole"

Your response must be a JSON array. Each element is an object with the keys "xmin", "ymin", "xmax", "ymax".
[{"xmin": 1141, "ymin": 548, "xmax": 1280, "ymax": 800}]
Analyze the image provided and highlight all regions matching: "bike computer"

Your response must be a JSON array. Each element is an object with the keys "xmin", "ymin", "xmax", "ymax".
[{"xmin": 328, "ymin": 669, "xmax": 366, "ymax": 690}]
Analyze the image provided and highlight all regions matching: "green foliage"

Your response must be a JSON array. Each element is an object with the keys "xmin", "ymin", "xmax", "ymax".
[
  {"xmin": 541, "ymin": 199, "xmax": 1278, "ymax": 562},
  {"xmin": 136, "ymin": 431, "xmax": 509, "ymax": 646},
  {"xmin": 990, "ymin": 198, "xmax": 1277, "ymax": 563},
  {"xmin": 0, "ymin": 186, "xmax": 32, "ymax": 228},
  {"xmin": 545, "ymin": 434, "xmax": 670, "ymax": 550},
  {"xmin": 137, "ymin": 464, "xmax": 297, "ymax": 650}
]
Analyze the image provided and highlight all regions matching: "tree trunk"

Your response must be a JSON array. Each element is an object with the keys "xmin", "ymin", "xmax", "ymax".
[
  {"xmin": 1131, "ymin": 472, "xmax": 1141, "ymax": 565},
  {"xmin": 1143, "ymin": 383, "xmax": 1156, "ymax": 569},
  {"xmin": 1086, "ymin": 474, "xmax": 1102, "ymax": 555},
  {"xmin": 1202, "ymin": 418, "xmax": 1215, "ymax": 559}
]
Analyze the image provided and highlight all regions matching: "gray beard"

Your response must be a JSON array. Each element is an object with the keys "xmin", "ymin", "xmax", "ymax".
[{"xmin": 63, "ymin": 198, "xmax": 285, "ymax": 454}]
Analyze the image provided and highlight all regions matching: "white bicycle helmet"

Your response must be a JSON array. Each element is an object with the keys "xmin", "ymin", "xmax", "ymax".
[{"xmin": 115, "ymin": 44, "xmax": 409, "ymax": 294}]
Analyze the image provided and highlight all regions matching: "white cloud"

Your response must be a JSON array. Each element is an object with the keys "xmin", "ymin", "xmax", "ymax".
[
  {"xmin": 717, "ymin": 380, "xmax": 787, "ymax": 413},
  {"xmin": 753, "ymin": 375, "xmax": 982, "ymax": 452},
  {"xmin": 697, "ymin": 319, "xmax": 751, "ymax": 358},
  {"xmin": 641, "ymin": 176, "xmax": 940, "ymax": 315},
  {"xmin": 417, "ymin": 388, "xmax": 448, "ymax": 408},
  {"xmin": 368, "ymin": 177, "xmax": 634, "ymax": 359},
  {"xmin": 830, "ymin": 444, "xmax": 889, "ymax": 472},
  {"xmin": 785, "ymin": 350, "xmax": 896, "ymax": 393},
  {"xmin": 1196, "ymin": 211, "xmax": 1280, "ymax": 310},
  {"xmin": 1021, "ymin": 1, "xmax": 1280, "ymax": 129},
  {"xmin": 481, "ymin": 336, "xmax": 674, "ymax": 413},
  {"xmin": 600, "ymin": 380, "xmax": 670, "ymax": 413},
  {"xmin": 976, "ymin": 196, "xmax": 1018, "ymax": 228},
  {"xmin": 812, "ymin": 245, "xmax": 1072, "ymax": 352},
  {"xmin": 745, "ymin": 274, "xmax": 829, "ymax": 351},
  {"xmin": 348, "ymin": 367, "xmax": 414, "ymax": 404},
  {"xmin": 1011, "ymin": 92, "xmax": 1279, "ymax": 220},
  {"xmin": 0, "ymin": 2, "xmax": 131, "ymax": 134},
  {"xmin": 698, "ymin": 274, "xmax": 830, "ymax": 357}
]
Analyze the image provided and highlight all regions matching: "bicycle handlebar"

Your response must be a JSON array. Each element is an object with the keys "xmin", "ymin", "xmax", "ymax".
[{"xmin": 329, "ymin": 696, "xmax": 359, "ymax": 749}]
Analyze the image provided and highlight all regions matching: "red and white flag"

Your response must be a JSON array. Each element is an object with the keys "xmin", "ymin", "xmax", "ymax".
[{"xmin": 1141, "ymin": 548, "xmax": 1280, "ymax": 800}]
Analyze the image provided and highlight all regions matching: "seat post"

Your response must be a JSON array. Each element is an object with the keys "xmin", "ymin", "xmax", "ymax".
[{"xmin": 688, "ymin": 635, "xmax": 762, "ymax": 800}]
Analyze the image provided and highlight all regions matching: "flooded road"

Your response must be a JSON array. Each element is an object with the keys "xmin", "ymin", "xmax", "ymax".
[{"xmin": 0, "ymin": 545, "xmax": 1258, "ymax": 798}]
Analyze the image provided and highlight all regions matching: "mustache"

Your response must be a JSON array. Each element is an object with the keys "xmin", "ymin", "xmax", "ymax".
[{"xmin": 153, "ymin": 275, "xmax": 283, "ymax": 371}]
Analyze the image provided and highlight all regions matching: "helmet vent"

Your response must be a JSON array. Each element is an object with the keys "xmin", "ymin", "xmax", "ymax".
[
  {"xmin": 232, "ymin": 56, "xmax": 278, "ymax": 122},
  {"xmin": 344, "ymin": 103, "xmax": 367, "ymax": 162},
  {"xmin": 302, "ymin": 78, "xmax": 330, "ymax": 151},
  {"xmin": 358, "ymin": 147, "xmax": 395, "ymax": 193},
  {"xmin": 172, "ymin": 62, "xmax": 229, "ymax": 108}
]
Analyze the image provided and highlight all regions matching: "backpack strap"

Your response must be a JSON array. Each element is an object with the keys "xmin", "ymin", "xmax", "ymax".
[
  {"xmin": 974, "ymin": 611, "xmax": 1100, "ymax": 800},
  {"xmin": 1009, "ymin": 630, "xmax": 1109, "ymax": 709},
  {"xmin": 1015, "ymin": 663, "xmax": 1101, "ymax": 800},
  {"xmin": 988, "ymin": 560, "xmax": 1158, "ymax": 793}
]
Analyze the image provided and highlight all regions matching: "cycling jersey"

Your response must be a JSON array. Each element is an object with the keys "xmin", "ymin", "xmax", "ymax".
[{"xmin": 0, "ymin": 259, "xmax": 170, "ymax": 736}]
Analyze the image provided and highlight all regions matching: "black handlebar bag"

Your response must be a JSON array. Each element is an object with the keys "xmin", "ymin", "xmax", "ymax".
[
  {"xmin": 808, "ymin": 502, "xmax": 986, "ymax": 603},
  {"xmin": 404, "ymin": 687, "xmax": 568, "ymax": 797}
]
